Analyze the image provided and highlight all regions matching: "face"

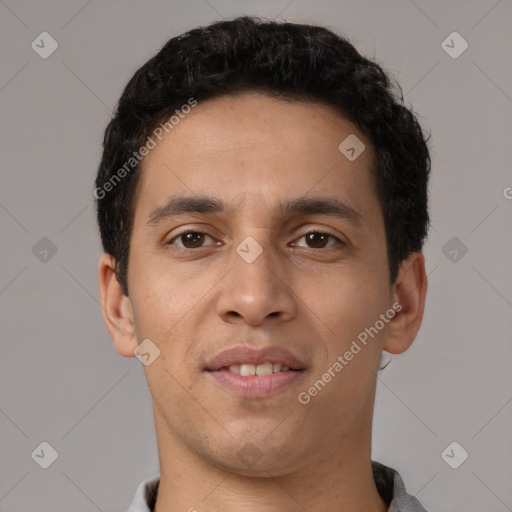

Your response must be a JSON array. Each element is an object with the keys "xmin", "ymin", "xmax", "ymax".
[{"xmin": 124, "ymin": 92, "xmax": 397, "ymax": 475}]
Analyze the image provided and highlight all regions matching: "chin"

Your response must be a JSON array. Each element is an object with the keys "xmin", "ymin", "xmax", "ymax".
[
  {"xmin": 201, "ymin": 435, "xmax": 305, "ymax": 477},
  {"xmin": 213, "ymin": 453, "xmax": 298, "ymax": 478}
]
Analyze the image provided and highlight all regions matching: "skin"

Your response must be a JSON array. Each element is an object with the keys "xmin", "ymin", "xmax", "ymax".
[{"xmin": 98, "ymin": 92, "xmax": 427, "ymax": 512}]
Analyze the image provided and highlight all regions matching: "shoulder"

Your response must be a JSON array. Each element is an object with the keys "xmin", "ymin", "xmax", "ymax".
[{"xmin": 372, "ymin": 461, "xmax": 429, "ymax": 512}]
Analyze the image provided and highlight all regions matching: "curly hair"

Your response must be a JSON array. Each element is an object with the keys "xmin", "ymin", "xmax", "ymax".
[{"xmin": 95, "ymin": 16, "xmax": 431, "ymax": 296}]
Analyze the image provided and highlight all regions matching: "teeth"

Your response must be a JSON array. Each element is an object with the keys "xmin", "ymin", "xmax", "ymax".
[
  {"xmin": 227, "ymin": 362, "xmax": 291, "ymax": 375},
  {"xmin": 240, "ymin": 364, "xmax": 256, "ymax": 376},
  {"xmin": 228, "ymin": 364, "xmax": 240, "ymax": 374},
  {"xmin": 256, "ymin": 362, "xmax": 273, "ymax": 376}
]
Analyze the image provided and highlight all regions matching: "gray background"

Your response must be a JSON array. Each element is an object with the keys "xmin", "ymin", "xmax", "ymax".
[{"xmin": 1, "ymin": 0, "xmax": 511, "ymax": 510}]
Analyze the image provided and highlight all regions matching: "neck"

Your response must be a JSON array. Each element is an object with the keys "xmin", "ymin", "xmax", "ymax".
[{"xmin": 153, "ymin": 412, "xmax": 388, "ymax": 512}]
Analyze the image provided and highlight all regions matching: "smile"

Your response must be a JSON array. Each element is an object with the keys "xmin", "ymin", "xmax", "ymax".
[{"xmin": 219, "ymin": 362, "xmax": 293, "ymax": 376}]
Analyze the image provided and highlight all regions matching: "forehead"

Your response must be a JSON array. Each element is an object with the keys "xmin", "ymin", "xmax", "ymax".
[{"xmin": 134, "ymin": 92, "xmax": 381, "ymax": 229}]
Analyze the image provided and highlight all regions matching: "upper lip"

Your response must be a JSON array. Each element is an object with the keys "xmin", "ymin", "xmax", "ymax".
[{"xmin": 205, "ymin": 346, "xmax": 306, "ymax": 371}]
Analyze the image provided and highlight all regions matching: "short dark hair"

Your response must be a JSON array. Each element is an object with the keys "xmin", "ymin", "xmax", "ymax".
[{"xmin": 95, "ymin": 16, "xmax": 431, "ymax": 296}]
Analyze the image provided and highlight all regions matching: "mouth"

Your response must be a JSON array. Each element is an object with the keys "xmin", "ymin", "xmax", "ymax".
[
  {"xmin": 205, "ymin": 346, "xmax": 306, "ymax": 398},
  {"xmin": 214, "ymin": 362, "xmax": 299, "ymax": 376}
]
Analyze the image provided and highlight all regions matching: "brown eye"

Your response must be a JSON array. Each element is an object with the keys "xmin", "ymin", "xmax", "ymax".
[
  {"xmin": 294, "ymin": 231, "xmax": 341, "ymax": 249},
  {"xmin": 169, "ymin": 231, "xmax": 215, "ymax": 249},
  {"xmin": 306, "ymin": 232, "xmax": 328, "ymax": 248}
]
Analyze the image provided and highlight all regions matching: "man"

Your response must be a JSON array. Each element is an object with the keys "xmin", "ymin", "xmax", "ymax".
[{"xmin": 95, "ymin": 16, "xmax": 430, "ymax": 512}]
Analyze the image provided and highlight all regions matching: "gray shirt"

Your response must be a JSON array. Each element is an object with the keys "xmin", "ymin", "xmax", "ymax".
[{"xmin": 127, "ymin": 460, "xmax": 428, "ymax": 511}]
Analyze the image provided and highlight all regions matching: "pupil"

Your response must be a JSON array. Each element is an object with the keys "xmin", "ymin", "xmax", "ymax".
[
  {"xmin": 179, "ymin": 232, "xmax": 328, "ymax": 249},
  {"xmin": 307, "ymin": 233, "xmax": 327, "ymax": 248},
  {"xmin": 183, "ymin": 232, "xmax": 203, "ymax": 247}
]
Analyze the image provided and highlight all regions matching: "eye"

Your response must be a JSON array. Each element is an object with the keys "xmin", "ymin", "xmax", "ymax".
[
  {"xmin": 293, "ymin": 230, "xmax": 343, "ymax": 249},
  {"xmin": 167, "ymin": 231, "xmax": 217, "ymax": 249}
]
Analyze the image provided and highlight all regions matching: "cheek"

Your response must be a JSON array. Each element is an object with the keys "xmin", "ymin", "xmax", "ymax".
[
  {"xmin": 305, "ymin": 265, "xmax": 383, "ymax": 325},
  {"xmin": 128, "ymin": 252, "xmax": 206, "ymax": 337},
  {"xmin": 129, "ymin": 267, "xmax": 203, "ymax": 398},
  {"xmin": 128, "ymin": 257, "xmax": 220, "ymax": 386},
  {"xmin": 302, "ymin": 266, "xmax": 389, "ymax": 370}
]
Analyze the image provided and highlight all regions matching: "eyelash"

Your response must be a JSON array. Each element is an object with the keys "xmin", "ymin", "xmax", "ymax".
[{"xmin": 166, "ymin": 229, "xmax": 344, "ymax": 250}]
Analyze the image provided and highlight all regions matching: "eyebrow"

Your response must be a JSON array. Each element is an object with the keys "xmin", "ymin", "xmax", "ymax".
[
  {"xmin": 147, "ymin": 196, "xmax": 224, "ymax": 227},
  {"xmin": 146, "ymin": 194, "xmax": 367, "ymax": 228}
]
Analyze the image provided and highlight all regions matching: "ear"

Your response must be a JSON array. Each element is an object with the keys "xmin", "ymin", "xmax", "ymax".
[
  {"xmin": 383, "ymin": 251, "xmax": 428, "ymax": 354},
  {"xmin": 98, "ymin": 253, "xmax": 138, "ymax": 357}
]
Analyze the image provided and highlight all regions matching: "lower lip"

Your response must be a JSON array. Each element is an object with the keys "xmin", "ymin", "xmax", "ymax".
[{"xmin": 206, "ymin": 369, "xmax": 305, "ymax": 398}]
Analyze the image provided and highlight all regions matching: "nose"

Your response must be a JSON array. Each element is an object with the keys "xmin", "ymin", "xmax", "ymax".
[{"xmin": 216, "ymin": 241, "xmax": 297, "ymax": 326}]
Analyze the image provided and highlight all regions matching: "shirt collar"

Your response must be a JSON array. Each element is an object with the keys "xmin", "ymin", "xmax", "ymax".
[{"xmin": 127, "ymin": 461, "xmax": 427, "ymax": 512}]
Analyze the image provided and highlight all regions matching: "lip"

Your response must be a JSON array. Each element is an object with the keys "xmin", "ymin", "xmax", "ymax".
[
  {"xmin": 204, "ymin": 346, "xmax": 307, "ymax": 399},
  {"xmin": 205, "ymin": 346, "xmax": 306, "ymax": 371},
  {"xmin": 207, "ymin": 369, "xmax": 305, "ymax": 398}
]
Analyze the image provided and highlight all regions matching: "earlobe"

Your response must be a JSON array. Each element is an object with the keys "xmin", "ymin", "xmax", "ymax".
[
  {"xmin": 383, "ymin": 252, "xmax": 428, "ymax": 355},
  {"xmin": 97, "ymin": 253, "xmax": 138, "ymax": 357}
]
